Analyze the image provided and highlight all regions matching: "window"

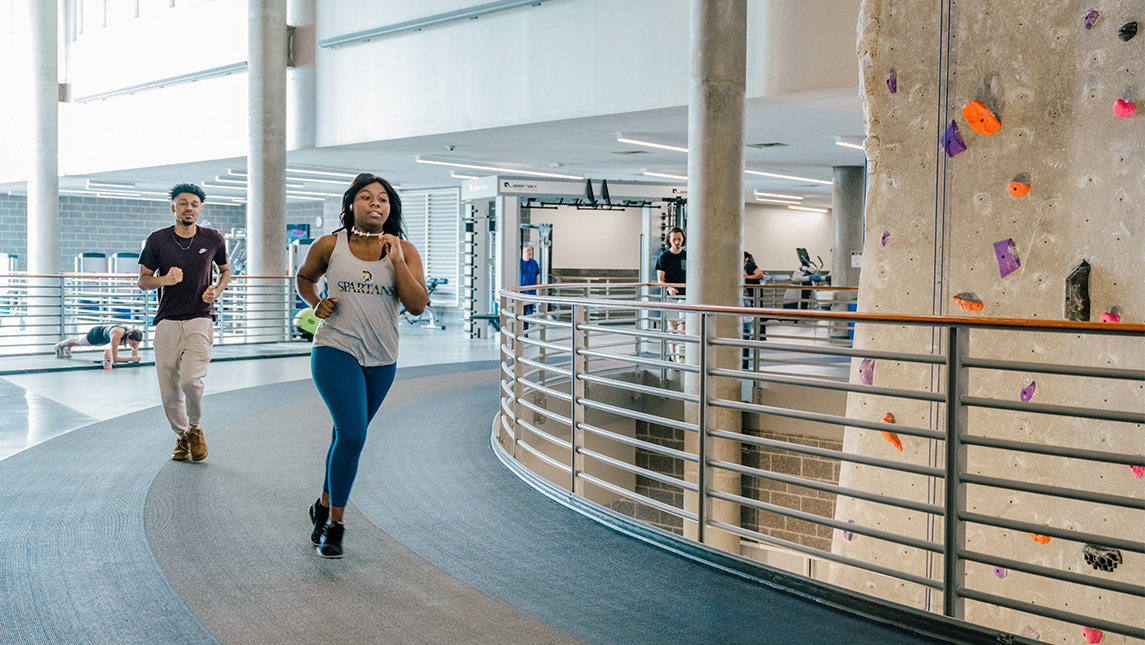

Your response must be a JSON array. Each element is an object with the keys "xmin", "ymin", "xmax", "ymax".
[{"xmin": 400, "ymin": 188, "xmax": 460, "ymax": 307}]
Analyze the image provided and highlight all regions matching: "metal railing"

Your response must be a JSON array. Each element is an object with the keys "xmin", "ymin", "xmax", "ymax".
[
  {"xmin": 494, "ymin": 282, "xmax": 1145, "ymax": 642},
  {"xmin": 0, "ymin": 273, "xmax": 300, "ymax": 356}
]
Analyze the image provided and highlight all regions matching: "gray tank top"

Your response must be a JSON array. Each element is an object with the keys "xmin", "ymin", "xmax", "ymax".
[{"xmin": 313, "ymin": 231, "xmax": 400, "ymax": 366}]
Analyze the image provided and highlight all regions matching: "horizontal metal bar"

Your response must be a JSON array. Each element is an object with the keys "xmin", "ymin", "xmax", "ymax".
[
  {"xmin": 578, "ymin": 472, "xmax": 697, "ymax": 522},
  {"xmin": 578, "ymin": 322, "xmax": 693, "ymax": 343},
  {"xmin": 962, "ymin": 356, "xmax": 1145, "ymax": 381},
  {"xmin": 577, "ymin": 421, "xmax": 698, "ymax": 463},
  {"xmin": 708, "ymin": 489, "xmax": 943, "ymax": 554},
  {"xmin": 499, "ymin": 396, "xmax": 514, "ymax": 420},
  {"xmin": 517, "ymin": 378, "xmax": 572, "ymax": 403},
  {"xmin": 958, "ymin": 588, "xmax": 1144, "ymax": 640},
  {"xmin": 959, "ymin": 511, "xmax": 1145, "ymax": 554},
  {"xmin": 578, "ymin": 447, "xmax": 697, "ymax": 493},
  {"xmin": 709, "ymin": 429, "xmax": 944, "ymax": 478},
  {"xmin": 709, "ymin": 397, "xmax": 945, "ymax": 441},
  {"xmin": 498, "ymin": 412, "xmax": 515, "ymax": 443},
  {"xmin": 515, "ymin": 439, "xmax": 572, "ymax": 474},
  {"xmin": 579, "ymin": 398, "xmax": 698, "ymax": 434},
  {"xmin": 962, "ymin": 473, "xmax": 1145, "ymax": 510},
  {"xmin": 709, "ymin": 459, "xmax": 944, "ymax": 516},
  {"xmin": 516, "ymin": 417, "xmax": 571, "ymax": 451},
  {"xmin": 578, "ymin": 348, "xmax": 700, "ymax": 374},
  {"xmin": 709, "ymin": 367, "xmax": 945, "ymax": 403},
  {"xmin": 517, "ymin": 355, "xmax": 572, "ymax": 378},
  {"xmin": 518, "ymin": 314, "xmax": 572, "ymax": 329},
  {"xmin": 958, "ymin": 549, "xmax": 1145, "ymax": 598},
  {"xmin": 710, "ymin": 337, "xmax": 947, "ymax": 365},
  {"xmin": 515, "ymin": 336, "xmax": 570, "ymax": 354},
  {"xmin": 517, "ymin": 398, "xmax": 572, "ymax": 429},
  {"xmin": 961, "ymin": 434, "xmax": 1145, "ymax": 466},
  {"xmin": 707, "ymin": 520, "xmax": 943, "ymax": 590},
  {"xmin": 962, "ymin": 395, "xmax": 1145, "ymax": 424},
  {"xmin": 577, "ymin": 372, "xmax": 699, "ymax": 404}
]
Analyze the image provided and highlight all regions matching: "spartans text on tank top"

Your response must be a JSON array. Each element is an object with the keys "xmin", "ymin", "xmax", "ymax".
[{"xmin": 313, "ymin": 231, "xmax": 401, "ymax": 367}]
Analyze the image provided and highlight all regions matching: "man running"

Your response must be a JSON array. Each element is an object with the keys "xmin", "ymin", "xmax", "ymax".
[{"xmin": 138, "ymin": 183, "xmax": 231, "ymax": 462}]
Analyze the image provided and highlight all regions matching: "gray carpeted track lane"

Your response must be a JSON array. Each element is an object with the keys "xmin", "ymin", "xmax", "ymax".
[
  {"xmin": 352, "ymin": 373, "xmax": 948, "ymax": 645},
  {"xmin": 146, "ymin": 363, "xmax": 579, "ymax": 645}
]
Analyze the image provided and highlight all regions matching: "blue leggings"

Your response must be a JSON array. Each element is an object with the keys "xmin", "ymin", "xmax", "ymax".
[{"xmin": 311, "ymin": 346, "xmax": 397, "ymax": 508}]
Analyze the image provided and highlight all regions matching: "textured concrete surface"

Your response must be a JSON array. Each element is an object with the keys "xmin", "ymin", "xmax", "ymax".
[{"xmin": 832, "ymin": 1, "xmax": 1144, "ymax": 642}]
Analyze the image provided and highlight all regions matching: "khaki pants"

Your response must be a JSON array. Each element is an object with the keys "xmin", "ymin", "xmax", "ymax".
[{"xmin": 154, "ymin": 318, "xmax": 214, "ymax": 436}]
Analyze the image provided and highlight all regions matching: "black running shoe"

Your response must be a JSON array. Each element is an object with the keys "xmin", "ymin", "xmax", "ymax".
[
  {"xmin": 309, "ymin": 499, "xmax": 328, "ymax": 546},
  {"xmin": 317, "ymin": 522, "xmax": 344, "ymax": 558}
]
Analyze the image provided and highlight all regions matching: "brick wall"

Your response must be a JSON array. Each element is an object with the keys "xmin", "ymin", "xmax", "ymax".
[
  {"xmin": 613, "ymin": 420, "xmax": 686, "ymax": 535},
  {"xmin": 740, "ymin": 429, "xmax": 842, "ymax": 552},
  {"xmin": 0, "ymin": 194, "xmax": 323, "ymax": 273}
]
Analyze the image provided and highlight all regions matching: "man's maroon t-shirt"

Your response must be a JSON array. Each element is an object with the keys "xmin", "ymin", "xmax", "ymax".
[{"xmin": 139, "ymin": 226, "xmax": 228, "ymax": 325}]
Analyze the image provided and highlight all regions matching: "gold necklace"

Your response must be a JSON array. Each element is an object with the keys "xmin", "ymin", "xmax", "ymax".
[{"xmin": 173, "ymin": 229, "xmax": 196, "ymax": 251}]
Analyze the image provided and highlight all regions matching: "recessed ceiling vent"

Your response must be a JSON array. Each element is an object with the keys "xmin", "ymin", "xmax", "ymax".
[
  {"xmin": 612, "ymin": 150, "xmax": 650, "ymax": 155},
  {"xmin": 746, "ymin": 142, "xmax": 789, "ymax": 149}
]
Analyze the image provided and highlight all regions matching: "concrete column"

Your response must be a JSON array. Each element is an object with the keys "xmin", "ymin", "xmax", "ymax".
[
  {"xmin": 247, "ymin": 0, "xmax": 288, "ymax": 277},
  {"xmin": 286, "ymin": 0, "xmax": 316, "ymax": 151},
  {"xmin": 830, "ymin": 166, "xmax": 864, "ymax": 337},
  {"xmin": 28, "ymin": 0, "xmax": 58, "ymax": 274},
  {"xmin": 682, "ymin": 0, "xmax": 745, "ymax": 554}
]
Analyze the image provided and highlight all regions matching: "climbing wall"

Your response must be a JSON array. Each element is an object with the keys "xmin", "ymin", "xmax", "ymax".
[{"xmin": 831, "ymin": 0, "xmax": 1144, "ymax": 642}]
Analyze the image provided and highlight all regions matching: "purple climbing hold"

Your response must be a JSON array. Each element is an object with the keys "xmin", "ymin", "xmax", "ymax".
[
  {"xmin": 993, "ymin": 238, "xmax": 1021, "ymax": 278},
  {"xmin": 1084, "ymin": 9, "xmax": 1099, "ymax": 30},
  {"xmin": 993, "ymin": 566, "xmax": 1007, "ymax": 579},
  {"xmin": 940, "ymin": 121, "xmax": 967, "ymax": 157},
  {"xmin": 1020, "ymin": 381, "xmax": 1036, "ymax": 403},
  {"xmin": 859, "ymin": 358, "xmax": 874, "ymax": 386},
  {"xmin": 843, "ymin": 519, "xmax": 856, "ymax": 541},
  {"xmin": 886, "ymin": 69, "xmax": 897, "ymax": 94},
  {"xmin": 881, "ymin": 231, "xmax": 890, "ymax": 247}
]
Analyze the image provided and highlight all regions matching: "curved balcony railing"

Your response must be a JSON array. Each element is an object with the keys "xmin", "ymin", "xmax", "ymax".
[
  {"xmin": 493, "ymin": 282, "xmax": 1145, "ymax": 642},
  {"xmin": 0, "ymin": 273, "xmax": 300, "ymax": 356}
]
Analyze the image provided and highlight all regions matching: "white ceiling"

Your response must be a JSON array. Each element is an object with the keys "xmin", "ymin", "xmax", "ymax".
[{"xmin": 4, "ymin": 88, "xmax": 867, "ymax": 210}]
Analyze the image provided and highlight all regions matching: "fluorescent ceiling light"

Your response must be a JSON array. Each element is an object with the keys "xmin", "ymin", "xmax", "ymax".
[
  {"xmin": 286, "ymin": 189, "xmax": 343, "ymax": 197},
  {"xmin": 835, "ymin": 141, "xmax": 865, "ymax": 150},
  {"xmin": 450, "ymin": 172, "xmax": 479, "ymax": 180},
  {"xmin": 642, "ymin": 171, "xmax": 688, "ymax": 181},
  {"xmin": 755, "ymin": 197, "xmax": 801, "ymax": 205},
  {"xmin": 287, "ymin": 195, "xmax": 326, "ymax": 202},
  {"xmin": 201, "ymin": 182, "xmax": 248, "ymax": 191},
  {"xmin": 416, "ymin": 159, "xmax": 581, "ymax": 182},
  {"xmin": 86, "ymin": 180, "xmax": 135, "ymax": 190},
  {"xmin": 215, "ymin": 176, "xmax": 305, "ymax": 189},
  {"xmin": 617, "ymin": 137, "xmax": 689, "ymax": 153},
  {"xmin": 744, "ymin": 169, "xmax": 833, "ymax": 185},
  {"xmin": 788, "ymin": 205, "xmax": 829, "ymax": 213},
  {"xmin": 285, "ymin": 167, "xmax": 360, "ymax": 179},
  {"xmin": 414, "ymin": 159, "xmax": 581, "ymax": 182},
  {"xmin": 754, "ymin": 191, "xmax": 803, "ymax": 200},
  {"xmin": 285, "ymin": 175, "xmax": 352, "ymax": 185}
]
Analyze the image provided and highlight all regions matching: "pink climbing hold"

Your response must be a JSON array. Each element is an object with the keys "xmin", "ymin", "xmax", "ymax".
[
  {"xmin": 993, "ymin": 566, "xmax": 1006, "ymax": 579},
  {"xmin": 858, "ymin": 358, "xmax": 874, "ymax": 386},
  {"xmin": 1113, "ymin": 99, "xmax": 1136, "ymax": 118},
  {"xmin": 1131, "ymin": 465, "xmax": 1144, "ymax": 479},
  {"xmin": 1019, "ymin": 626, "xmax": 1040, "ymax": 640},
  {"xmin": 1099, "ymin": 312, "xmax": 1121, "ymax": 323},
  {"xmin": 843, "ymin": 519, "xmax": 856, "ymax": 541},
  {"xmin": 1020, "ymin": 381, "xmax": 1036, "ymax": 403},
  {"xmin": 1082, "ymin": 626, "xmax": 1103, "ymax": 644},
  {"xmin": 881, "ymin": 231, "xmax": 890, "ymax": 247},
  {"xmin": 886, "ymin": 69, "xmax": 897, "ymax": 94}
]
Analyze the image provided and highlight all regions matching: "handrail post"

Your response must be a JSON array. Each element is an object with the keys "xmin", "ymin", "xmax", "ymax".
[
  {"xmin": 697, "ymin": 313, "xmax": 711, "ymax": 544},
  {"xmin": 571, "ymin": 304, "xmax": 587, "ymax": 494},
  {"xmin": 511, "ymin": 296, "xmax": 525, "ymax": 459},
  {"xmin": 943, "ymin": 325, "xmax": 969, "ymax": 619}
]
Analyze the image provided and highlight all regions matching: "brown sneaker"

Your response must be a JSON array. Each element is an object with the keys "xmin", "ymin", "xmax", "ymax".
[
  {"xmin": 172, "ymin": 435, "xmax": 190, "ymax": 461},
  {"xmin": 186, "ymin": 426, "xmax": 208, "ymax": 462}
]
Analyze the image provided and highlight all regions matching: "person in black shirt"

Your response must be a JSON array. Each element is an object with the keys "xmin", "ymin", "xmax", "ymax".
[{"xmin": 656, "ymin": 227, "xmax": 687, "ymax": 360}]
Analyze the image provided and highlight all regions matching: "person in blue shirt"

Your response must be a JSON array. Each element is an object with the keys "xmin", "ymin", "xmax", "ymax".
[{"xmin": 520, "ymin": 244, "xmax": 540, "ymax": 317}]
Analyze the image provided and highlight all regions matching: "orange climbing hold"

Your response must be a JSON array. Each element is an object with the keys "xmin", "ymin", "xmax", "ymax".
[
  {"xmin": 953, "ymin": 294, "xmax": 984, "ymax": 313},
  {"xmin": 1008, "ymin": 181, "xmax": 1030, "ymax": 197},
  {"xmin": 1029, "ymin": 533, "xmax": 1051, "ymax": 545},
  {"xmin": 962, "ymin": 100, "xmax": 1001, "ymax": 135},
  {"xmin": 880, "ymin": 412, "xmax": 903, "ymax": 451}
]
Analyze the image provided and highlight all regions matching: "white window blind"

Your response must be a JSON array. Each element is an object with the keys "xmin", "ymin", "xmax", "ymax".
[{"xmin": 399, "ymin": 188, "xmax": 460, "ymax": 307}]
